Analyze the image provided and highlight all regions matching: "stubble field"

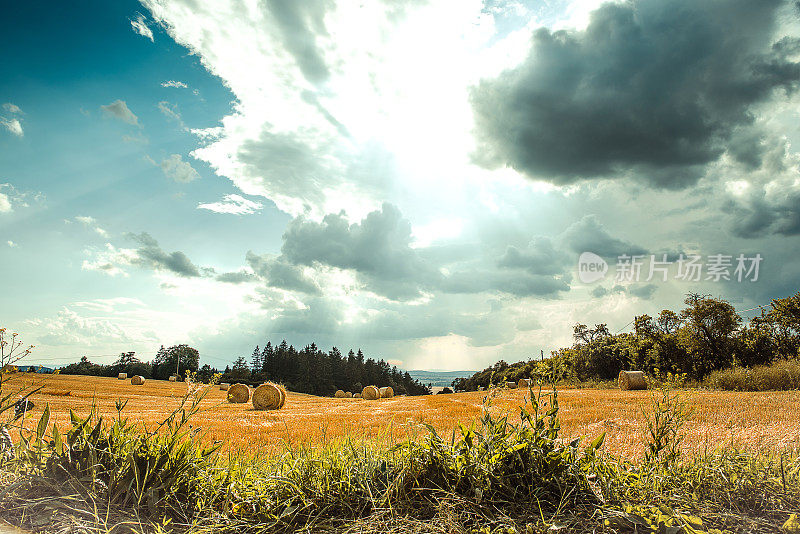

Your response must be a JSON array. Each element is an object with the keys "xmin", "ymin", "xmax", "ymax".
[{"xmin": 7, "ymin": 373, "xmax": 800, "ymax": 458}]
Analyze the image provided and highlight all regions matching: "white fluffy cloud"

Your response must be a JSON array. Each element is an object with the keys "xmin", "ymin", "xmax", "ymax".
[
  {"xmin": 0, "ymin": 183, "xmax": 40, "ymax": 213},
  {"xmin": 0, "ymin": 192, "xmax": 11, "ymax": 213},
  {"xmin": 161, "ymin": 80, "xmax": 187, "ymax": 88},
  {"xmin": 1, "ymin": 117, "xmax": 23, "ymax": 137},
  {"xmin": 141, "ymin": 0, "xmax": 531, "ymax": 219},
  {"xmin": 2, "ymin": 103, "xmax": 22, "ymax": 114},
  {"xmin": 1, "ymin": 102, "xmax": 24, "ymax": 136},
  {"xmin": 27, "ymin": 306, "xmax": 135, "ymax": 347},
  {"xmin": 130, "ymin": 13, "xmax": 154, "ymax": 41},
  {"xmin": 197, "ymin": 194, "xmax": 262, "ymax": 215},
  {"xmin": 82, "ymin": 243, "xmax": 137, "ymax": 277},
  {"xmin": 73, "ymin": 215, "xmax": 109, "ymax": 238},
  {"xmin": 159, "ymin": 154, "xmax": 200, "ymax": 183}
]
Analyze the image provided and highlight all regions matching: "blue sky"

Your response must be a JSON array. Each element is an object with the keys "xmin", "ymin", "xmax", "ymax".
[{"xmin": 2, "ymin": 0, "xmax": 800, "ymax": 371}]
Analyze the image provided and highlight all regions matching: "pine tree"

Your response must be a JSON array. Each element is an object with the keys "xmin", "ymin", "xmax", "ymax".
[
  {"xmin": 225, "ymin": 339, "xmax": 431, "ymax": 396},
  {"xmin": 261, "ymin": 342, "xmax": 273, "ymax": 377},
  {"xmin": 231, "ymin": 356, "xmax": 250, "ymax": 380},
  {"xmin": 251, "ymin": 345, "xmax": 261, "ymax": 373}
]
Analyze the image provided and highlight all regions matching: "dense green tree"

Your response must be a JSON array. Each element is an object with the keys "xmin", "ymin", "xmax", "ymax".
[
  {"xmin": 152, "ymin": 345, "xmax": 200, "ymax": 381},
  {"xmin": 455, "ymin": 292, "xmax": 800, "ymax": 389},
  {"xmin": 230, "ymin": 356, "xmax": 250, "ymax": 380},
  {"xmin": 679, "ymin": 294, "xmax": 741, "ymax": 378},
  {"xmin": 196, "ymin": 363, "xmax": 216, "ymax": 383}
]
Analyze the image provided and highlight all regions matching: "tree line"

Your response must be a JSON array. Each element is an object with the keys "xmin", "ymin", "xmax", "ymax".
[
  {"xmin": 453, "ymin": 291, "xmax": 800, "ymax": 391},
  {"xmin": 59, "ymin": 345, "xmax": 203, "ymax": 381},
  {"xmin": 223, "ymin": 341, "xmax": 430, "ymax": 396},
  {"xmin": 59, "ymin": 340, "xmax": 431, "ymax": 396}
]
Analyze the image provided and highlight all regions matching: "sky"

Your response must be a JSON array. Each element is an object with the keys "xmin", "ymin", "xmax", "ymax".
[{"xmin": 2, "ymin": 0, "xmax": 800, "ymax": 372}]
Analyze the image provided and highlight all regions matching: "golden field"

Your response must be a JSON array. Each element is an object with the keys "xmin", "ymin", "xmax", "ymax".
[{"xmin": 6, "ymin": 373, "xmax": 800, "ymax": 458}]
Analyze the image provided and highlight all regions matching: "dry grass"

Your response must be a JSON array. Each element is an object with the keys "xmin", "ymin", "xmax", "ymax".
[{"xmin": 6, "ymin": 374, "xmax": 800, "ymax": 458}]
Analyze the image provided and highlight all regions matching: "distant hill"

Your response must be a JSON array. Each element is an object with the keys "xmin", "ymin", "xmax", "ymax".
[{"xmin": 408, "ymin": 370, "xmax": 476, "ymax": 387}]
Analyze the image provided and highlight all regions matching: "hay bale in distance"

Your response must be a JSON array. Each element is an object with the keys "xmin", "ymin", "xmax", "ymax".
[
  {"xmin": 362, "ymin": 385, "xmax": 380, "ymax": 400},
  {"xmin": 252, "ymin": 382, "xmax": 285, "ymax": 410},
  {"xmin": 169, "ymin": 376, "xmax": 177, "ymax": 382},
  {"xmin": 219, "ymin": 383, "xmax": 230, "ymax": 391},
  {"xmin": 353, "ymin": 393, "xmax": 361, "ymax": 398},
  {"xmin": 619, "ymin": 370, "xmax": 647, "ymax": 390},
  {"xmin": 379, "ymin": 386, "xmax": 394, "ymax": 398},
  {"xmin": 506, "ymin": 381, "xmax": 517, "ymax": 389},
  {"xmin": 518, "ymin": 378, "xmax": 532, "ymax": 388},
  {"xmin": 118, "ymin": 373, "xmax": 127, "ymax": 380},
  {"xmin": 130, "ymin": 375, "xmax": 145, "ymax": 386},
  {"xmin": 345, "ymin": 391, "xmax": 353, "ymax": 398},
  {"xmin": 227, "ymin": 383, "xmax": 250, "ymax": 403},
  {"xmin": 335, "ymin": 389, "xmax": 346, "ymax": 398}
]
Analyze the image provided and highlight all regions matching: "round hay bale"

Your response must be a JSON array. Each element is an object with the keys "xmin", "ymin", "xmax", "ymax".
[
  {"xmin": 252, "ymin": 382, "xmax": 285, "ymax": 410},
  {"xmin": 362, "ymin": 385, "xmax": 380, "ymax": 400},
  {"xmin": 379, "ymin": 386, "xmax": 394, "ymax": 398},
  {"xmin": 506, "ymin": 381, "xmax": 517, "ymax": 389},
  {"xmin": 227, "ymin": 383, "xmax": 250, "ymax": 403},
  {"xmin": 518, "ymin": 378, "xmax": 531, "ymax": 388},
  {"xmin": 117, "ymin": 373, "xmax": 127, "ymax": 380},
  {"xmin": 345, "ymin": 391, "xmax": 353, "ymax": 398},
  {"xmin": 130, "ymin": 375, "xmax": 145, "ymax": 386},
  {"xmin": 335, "ymin": 389, "xmax": 346, "ymax": 398},
  {"xmin": 353, "ymin": 393, "xmax": 361, "ymax": 398},
  {"xmin": 619, "ymin": 370, "xmax": 647, "ymax": 391},
  {"xmin": 219, "ymin": 383, "xmax": 230, "ymax": 391},
  {"xmin": 277, "ymin": 384, "xmax": 287, "ymax": 408},
  {"xmin": 169, "ymin": 376, "xmax": 177, "ymax": 382}
]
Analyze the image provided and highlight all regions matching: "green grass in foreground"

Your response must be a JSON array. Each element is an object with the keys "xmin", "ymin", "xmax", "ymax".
[{"xmin": 0, "ymin": 385, "xmax": 799, "ymax": 534}]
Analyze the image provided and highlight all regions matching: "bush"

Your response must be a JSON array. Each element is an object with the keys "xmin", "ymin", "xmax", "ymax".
[
  {"xmin": 706, "ymin": 359, "xmax": 800, "ymax": 391},
  {"xmin": 2, "ymin": 385, "xmax": 800, "ymax": 533}
]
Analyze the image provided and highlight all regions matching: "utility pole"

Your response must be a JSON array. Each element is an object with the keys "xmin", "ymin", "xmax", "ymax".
[{"xmin": 541, "ymin": 349, "xmax": 544, "ymax": 361}]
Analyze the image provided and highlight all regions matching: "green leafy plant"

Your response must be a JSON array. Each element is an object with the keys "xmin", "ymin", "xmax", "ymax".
[{"xmin": 642, "ymin": 387, "xmax": 693, "ymax": 465}]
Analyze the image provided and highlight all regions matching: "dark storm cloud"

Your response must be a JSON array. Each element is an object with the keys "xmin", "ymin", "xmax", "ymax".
[
  {"xmin": 471, "ymin": 0, "xmax": 800, "ymax": 188},
  {"xmin": 560, "ymin": 215, "xmax": 647, "ymax": 258},
  {"xmin": 726, "ymin": 184, "xmax": 800, "ymax": 238},
  {"xmin": 127, "ymin": 232, "xmax": 201, "ymax": 277},
  {"xmin": 264, "ymin": 0, "xmax": 331, "ymax": 85},
  {"xmin": 215, "ymin": 270, "xmax": 258, "ymax": 284},
  {"xmin": 277, "ymin": 204, "xmax": 574, "ymax": 300},
  {"xmin": 246, "ymin": 251, "xmax": 322, "ymax": 295},
  {"xmin": 440, "ymin": 270, "xmax": 570, "ymax": 298},
  {"xmin": 281, "ymin": 203, "xmax": 440, "ymax": 300},
  {"xmin": 497, "ymin": 236, "xmax": 570, "ymax": 275},
  {"xmin": 628, "ymin": 283, "xmax": 658, "ymax": 300},
  {"xmin": 590, "ymin": 283, "xmax": 657, "ymax": 299}
]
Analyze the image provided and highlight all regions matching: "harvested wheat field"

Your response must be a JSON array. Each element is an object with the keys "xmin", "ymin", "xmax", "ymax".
[{"xmin": 7, "ymin": 374, "xmax": 800, "ymax": 457}]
